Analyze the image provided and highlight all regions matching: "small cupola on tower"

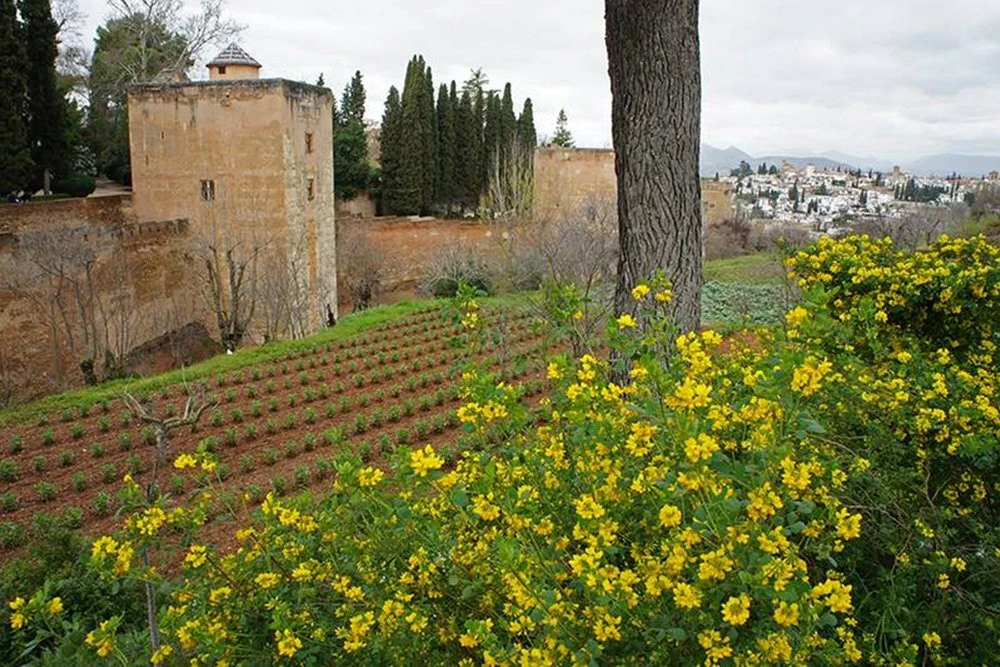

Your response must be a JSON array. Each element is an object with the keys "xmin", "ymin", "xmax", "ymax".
[{"xmin": 207, "ymin": 44, "xmax": 262, "ymax": 80}]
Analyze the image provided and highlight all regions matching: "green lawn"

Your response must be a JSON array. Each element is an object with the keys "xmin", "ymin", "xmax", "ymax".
[{"xmin": 704, "ymin": 252, "xmax": 785, "ymax": 284}]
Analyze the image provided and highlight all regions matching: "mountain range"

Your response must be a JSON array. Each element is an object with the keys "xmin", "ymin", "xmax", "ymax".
[{"xmin": 699, "ymin": 144, "xmax": 1000, "ymax": 178}]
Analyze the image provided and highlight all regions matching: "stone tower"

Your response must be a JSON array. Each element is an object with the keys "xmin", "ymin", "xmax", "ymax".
[{"xmin": 127, "ymin": 45, "xmax": 337, "ymax": 334}]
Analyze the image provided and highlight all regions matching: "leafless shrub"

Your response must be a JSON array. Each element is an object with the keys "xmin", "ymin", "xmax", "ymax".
[
  {"xmin": 338, "ymin": 222, "xmax": 386, "ymax": 311},
  {"xmin": 422, "ymin": 243, "xmax": 493, "ymax": 298},
  {"xmin": 854, "ymin": 204, "xmax": 967, "ymax": 251}
]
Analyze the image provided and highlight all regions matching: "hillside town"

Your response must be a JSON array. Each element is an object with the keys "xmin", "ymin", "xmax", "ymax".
[{"xmin": 722, "ymin": 161, "xmax": 1000, "ymax": 235}]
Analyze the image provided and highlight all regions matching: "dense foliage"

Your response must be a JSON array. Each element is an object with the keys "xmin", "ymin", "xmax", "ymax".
[
  {"xmin": 380, "ymin": 58, "xmax": 537, "ymax": 216},
  {"xmin": 4, "ymin": 235, "xmax": 999, "ymax": 665}
]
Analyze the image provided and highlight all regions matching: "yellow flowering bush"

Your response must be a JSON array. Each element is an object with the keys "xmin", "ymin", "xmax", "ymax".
[{"xmin": 8, "ymin": 235, "xmax": 997, "ymax": 664}]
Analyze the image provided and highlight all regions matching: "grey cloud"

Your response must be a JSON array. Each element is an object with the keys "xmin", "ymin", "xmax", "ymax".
[{"xmin": 77, "ymin": 0, "xmax": 1000, "ymax": 161}]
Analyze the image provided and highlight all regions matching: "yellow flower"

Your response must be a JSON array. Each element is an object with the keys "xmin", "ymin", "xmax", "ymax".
[
  {"xmin": 472, "ymin": 495, "xmax": 501, "ymax": 521},
  {"xmin": 358, "ymin": 467, "xmax": 385, "ymax": 487},
  {"xmin": 184, "ymin": 544, "xmax": 208, "ymax": 569},
  {"xmin": 174, "ymin": 453, "xmax": 197, "ymax": 469},
  {"xmin": 631, "ymin": 284, "xmax": 650, "ymax": 300},
  {"xmin": 9, "ymin": 597, "xmax": 25, "ymax": 611},
  {"xmin": 721, "ymin": 595, "xmax": 751, "ymax": 626},
  {"xmin": 593, "ymin": 613, "xmax": 621, "ymax": 642},
  {"xmin": 410, "ymin": 445, "xmax": 444, "ymax": 477},
  {"xmin": 47, "ymin": 597, "xmax": 63, "ymax": 615},
  {"xmin": 572, "ymin": 310, "xmax": 584, "ymax": 321},
  {"xmin": 786, "ymin": 306, "xmax": 809, "ymax": 328},
  {"xmin": 835, "ymin": 508, "xmax": 862, "ymax": 541},
  {"xmin": 616, "ymin": 313, "xmax": 638, "ymax": 330},
  {"xmin": 937, "ymin": 573, "xmax": 950, "ymax": 589},
  {"xmin": 923, "ymin": 632, "xmax": 941, "ymax": 650},
  {"xmin": 672, "ymin": 582, "xmax": 702, "ymax": 609},
  {"xmin": 547, "ymin": 362, "xmax": 562, "ymax": 380},
  {"xmin": 658, "ymin": 504, "xmax": 682, "ymax": 528},
  {"xmin": 151, "ymin": 645, "xmax": 173, "ymax": 664},
  {"xmin": 10, "ymin": 612, "xmax": 25, "ymax": 630},
  {"xmin": 276, "ymin": 629, "xmax": 302, "ymax": 658},
  {"xmin": 574, "ymin": 494, "xmax": 606, "ymax": 520},
  {"xmin": 654, "ymin": 289, "xmax": 672, "ymax": 303},
  {"xmin": 773, "ymin": 602, "xmax": 800, "ymax": 627}
]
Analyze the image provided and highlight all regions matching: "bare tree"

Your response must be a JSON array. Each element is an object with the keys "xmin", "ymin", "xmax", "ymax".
[
  {"xmin": 257, "ymin": 230, "xmax": 312, "ymax": 341},
  {"xmin": 532, "ymin": 196, "xmax": 619, "ymax": 356},
  {"xmin": 606, "ymin": 0, "xmax": 703, "ymax": 332},
  {"xmin": 856, "ymin": 205, "xmax": 966, "ymax": 251},
  {"xmin": 1, "ymin": 224, "xmax": 141, "ymax": 386},
  {"xmin": 338, "ymin": 222, "xmax": 386, "ymax": 312},
  {"xmin": 122, "ymin": 384, "xmax": 210, "ymax": 653},
  {"xmin": 105, "ymin": 0, "xmax": 244, "ymax": 84},
  {"xmin": 198, "ymin": 233, "xmax": 261, "ymax": 353},
  {"xmin": 478, "ymin": 137, "xmax": 535, "ymax": 225}
]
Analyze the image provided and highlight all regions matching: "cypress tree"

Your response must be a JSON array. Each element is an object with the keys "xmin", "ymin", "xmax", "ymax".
[
  {"xmin": 380, "ymin": 85, "xmax": 404, "ymax": 214},
  {"xmin": 397, "ymin": 56, "xmax": 422, "ymax": 214},
  {"xmin": 455, "ymin": 89, "xmax": 474, "ymax": 207},
  {"xmin": 483, "ymin": 92, "xmax": 502, "ymax": 185},
  {"xmin": 341, "ymin": 70, "xmax": 366, "ymax": 125},
  {"xmin": 436, "ymin": 83, "xmax": 456, "ymax": 208},
  {"xmin": 21, "ymin": 0, "xmax": 67, "ymax": 191},
  {"xmin": 422, "ymin": 66, "xmax": 437, "ymax": 212},
  {"xmin": 0, "ymin": 0, "xmax": 32, "ymax": 194},
  {"xmin": 471, "ymin": 88, "xmax": 486, "ymax": 197},
  {"xmin": 517, "ymin": 98, "xmax": 537, "ymax": 169},
  {"xmin": 499, "ymin": 83, "xmax": 516, "ymax": 170}
]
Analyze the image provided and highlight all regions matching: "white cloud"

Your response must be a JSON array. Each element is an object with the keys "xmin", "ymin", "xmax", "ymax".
[{"xmin": 76, "ymin": 0, "xmax": 1000, "ymax": 160}]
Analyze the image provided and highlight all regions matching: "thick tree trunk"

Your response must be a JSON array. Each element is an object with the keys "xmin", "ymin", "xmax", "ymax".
[{"xmin": 606, "ymin": 0, "xmax": 703, "ymax": 332}]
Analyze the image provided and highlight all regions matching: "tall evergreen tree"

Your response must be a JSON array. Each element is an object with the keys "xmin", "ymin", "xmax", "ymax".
[
  {"xmin": 340, "ymin": 70, "xmax": 366, "ymax": 125},
  {"xmin": 471, "ymin": 87, "xmax": 486, "ymax": 196},
  {"xmin": 498, "ymin": 82, "xmax": 516, "ymax": 170},
  {"xmin": 517, "ymin": 98, "xmax": 537, "ymax": 168},
  {"xmin": 334, "ymin": 71, "xmax": 370, "ymax": 199},
  {"xmin": 436, "ymin": 82, "xmax": 456, "ymax": 208},
  {"xmin": 551, "ymin": 108, "xmax": 574, "ymax": 148},
  {"xmin": 20, "ymin": 0, "xmax": 67, "ymax": 192},
  {"xmin": 423, "ymin": 66, "xmax": 438, "ymax": 211},
  {"xmin": 0, "ymin": 0, "xmax": 32, "ymax": 194},
  {"xmin": 483, "ymin": 92, "xmax": 502, "ymax": 186},
  {"xmin": 397, "ymin": 56, "xmax": 437, "ymax": 214},
  {"xmin": 380, "ymin": 85, "xmax": 405, "ymax": 214},
  {"xmin": 455, "ymin": 89, "xmax": 475, "ymax": 207}
]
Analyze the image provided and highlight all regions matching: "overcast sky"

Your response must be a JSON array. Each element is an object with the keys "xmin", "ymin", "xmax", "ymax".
[{"xmin": 75, "ymin": 0, "xmax": 1000, "ymax": 161}]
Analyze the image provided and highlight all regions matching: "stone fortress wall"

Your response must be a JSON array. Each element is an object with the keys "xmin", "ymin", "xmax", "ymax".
[
  {"xmin": 533, "ymin": 146, "xmax": 735, "ymax": 226},
  {"xmin": 0, "ymin": 140, "xmax": 735, "ymax": 402}
]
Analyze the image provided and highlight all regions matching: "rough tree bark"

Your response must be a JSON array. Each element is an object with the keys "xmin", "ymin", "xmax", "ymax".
[{"xmin": 606, "ymin": 0, "xmax": 703, "ymax": 332}]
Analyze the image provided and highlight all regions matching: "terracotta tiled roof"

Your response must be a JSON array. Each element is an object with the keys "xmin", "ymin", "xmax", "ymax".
[{"xmin": 207, "ymin": 44, "xmax": 261, "ymax": 68}]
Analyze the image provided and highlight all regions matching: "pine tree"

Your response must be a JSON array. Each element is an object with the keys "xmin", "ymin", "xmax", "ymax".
[
  {"xmin": 0, "ymin": 0, "xmax": 32, "ymax": 194},
  {"xmin": 436, "ymin": 82, "xmax": 456, "ymax": 208},
  {"xmin": 380, "ymin": 86, "xmax": 404, "ymax": 213},
  {"xmin": 20, "ymin": 0, "xmax": 67, "ymax": 191},
  {"xmin": 341, "ymin": 70, "xmax": 366, "ymax": 125},
  {"xmin": 551, "ymin": 108, "xmax": 574, "ymax": 148}
]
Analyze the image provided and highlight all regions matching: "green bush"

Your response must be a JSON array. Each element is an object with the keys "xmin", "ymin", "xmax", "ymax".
[{"xmin": 51, "ymin": 174, "xmax": 97, "ymax": 198}]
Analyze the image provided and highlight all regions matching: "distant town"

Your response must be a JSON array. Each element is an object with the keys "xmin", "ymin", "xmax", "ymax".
[{"xmin": 716, "ymin": 160, "xmax": 999, "ymax": 236}]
